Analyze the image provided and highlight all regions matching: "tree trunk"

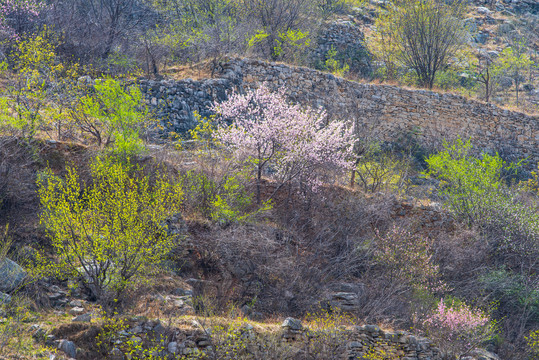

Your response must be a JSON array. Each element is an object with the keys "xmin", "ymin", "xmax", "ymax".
[{"xmin": 102, "ymin": 17, "xmax": 118, "ymax": 60}]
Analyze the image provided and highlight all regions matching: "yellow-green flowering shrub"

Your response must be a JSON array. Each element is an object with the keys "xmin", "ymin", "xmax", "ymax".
[{"xmin": 36, "ymin": 156, "xmax": 183, "ymax": 303}]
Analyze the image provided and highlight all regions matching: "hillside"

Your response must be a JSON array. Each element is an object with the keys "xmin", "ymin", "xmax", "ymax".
[{"xmin": 0, "ymin": 1, "xmax": 538, "ymax": 360}]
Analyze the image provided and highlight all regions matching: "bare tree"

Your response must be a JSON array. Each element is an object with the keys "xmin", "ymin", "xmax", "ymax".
[
  {"xmin": 45, "ymin": 0, "xmax": 156, "ymax": 61},
  {"xmin": 241, "ymin": 0, "xmax": 317, "ymax": 61},
  {"xmin": 373, "ymin": 0, "xmax": 468, "ymax": 89},
  {"xmin": 476, "ymin": 52, "xmax": 500, "ymax": 103}
]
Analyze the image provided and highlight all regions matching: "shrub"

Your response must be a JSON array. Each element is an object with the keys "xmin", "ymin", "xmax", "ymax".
[
  {"xmin": 183, "ymin": 114, "xmax": 272, "ymax": 225},
  {"xmin": 417, "ymin": 298, "xmax": 496, "ymax": 358},
  {"xmin": 0, "ymin": 29, "xmax": 62, "ymax": 140},
  {"xmin": 425, "ymin": 138, "xmax": 508, "ymax": 226},
  {"xmin": 324, "ymin": 46, "xmax": 350, "ymax": 78},
  {"xmin": 304, "ymin": 307, "xmax": 355, "ymax": 358},
  {"xmin": 354, "ymin": 143, "xmax": 412, "ymax": 194},
  {"xmin": 36, "ymin": 156, "xmax": 183, "ymax": 304},
  {"xmin": 71, "ymin": 78, "xmax": 152, "ymax": 156},
  {"xmin": 527, "ymin": 329, "xmax": 539, "ymax": 359},
  {"xmin": 373, "ymin": 225, "xmax": 447, "ymax": 294}
]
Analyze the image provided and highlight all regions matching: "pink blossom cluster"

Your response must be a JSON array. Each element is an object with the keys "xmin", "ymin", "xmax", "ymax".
[
  {"xmin": 0, "ymin": 0, "xmax": 44, "ymax": 38},
  {"xmin": 416, "ymin": 298, "xmax": 495, "ymax": 357},
  {"xmin": 424, "ymin": 299, "xmax": 489, "ymax": 336},
  {"xmin": 213, "ymin": 85, "xmax": 355, "ymax": 192}
]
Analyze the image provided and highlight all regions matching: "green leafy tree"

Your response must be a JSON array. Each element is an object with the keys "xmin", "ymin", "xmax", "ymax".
[
  {"xmin": 497, "ymin": 42, "xmax": 534, "ymax": 106},
  {"xmin": 37, "ymin": 157, "xmax": 184, "ymax": 304},
  {"xmin": 72, "ymin": 78, "xmax": 151, "ymax": 155},
  {"xmin": 425, "ymin": 138, "xmax": 507, "ymax": 226},
  {"xmin": 0, "ymin": 28, "xmax": 63, "ymax": 140},
  {"xmin": 324, "ymin": 46, "xmax": 349, "ymax": 77}
]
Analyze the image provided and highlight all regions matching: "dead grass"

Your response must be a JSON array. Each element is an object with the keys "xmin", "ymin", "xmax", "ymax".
[{"xmin": 162, "ymin": 61, "xmax": 216, "ymax": 81}]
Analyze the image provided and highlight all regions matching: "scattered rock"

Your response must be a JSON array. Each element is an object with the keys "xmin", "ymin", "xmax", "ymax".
[
  {"xmin": 248, "ymin": 311, "xmax": 264, "ymax": 321},
  {"xmin": 131, "ymin": 325, "xmax": 143, "ymax": 334},
  {"xmin": 72, "ymin": 313, "xmax": 91, "ymax": 322},
  {"xmin": 365, "ymin": 324, "xmax": 381, "ymax": 333},
  {"xmin": 471, "ymin": 349, "xmax": 500, "ymax": 360},
  {"xmin": 69, "ymin": 299, "xmax": 83, "ymax": 307},
  {"xmin": 168, "ymin": 341, "xmax": 179, "ymax": 354},
  {"xmin": 153, "ymin": 322, "xmax": 165, "ymax": 335},
  {"xmin": 68, "ymin": 307, "xmax": 85, "ymax": 315},
  {"xmin": 0, "ymin": 292, "xmax": 11, "ymax": 304},
  {"xmin": 282, "ymin": 317, "xmax": 303, "ymax": 331},
  {"xmin": 174, "ymin": 288, "xmax": 193, "ymax": 296},
  {"xmin": 464, "ymin": 18, "xmax": 478, "ymax": 33},
  {"xmin": 474, "ymin": 31, "xmax": 489, "ymax": 44},
  {"xmin": 110, "ymin": 347, "xmax": 124, "ymax": 360},
  {"xmin": 0, "ymin": 258, "xmax": 26, "ymax": 293},
  {"xmin": 499, "ymin": 76, "xmax": 513, "ymax": 89},
  {"xmin": 45, "ymin": 335, "xmax": 56, "ymax": 346},
  {"xmin": 58, "ymin": 339, "xmax": 77, "ymax": 359},
  {"xmin": 77, "ymin": 76, "xmax": 94, "ymax": 87},
  {"xmin": 476, "ymin": 6, "xmax": 492, "ymax": 14},
  {"xmin": 31, "ymin": 324, "xmax": 47, "ymax": 341}
]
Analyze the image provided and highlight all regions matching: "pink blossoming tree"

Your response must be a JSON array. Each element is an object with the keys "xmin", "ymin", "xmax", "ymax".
[
  {"xmin": 213, "ymin": 85, "xmax": 355, "ymax": 203},
  {"xmin": 418, "ymin": 298, "xmax": 497, "ymax": 358},
  {"xmin": 0, "ymin": 0, "xmax": 44, "ymax": 39}
]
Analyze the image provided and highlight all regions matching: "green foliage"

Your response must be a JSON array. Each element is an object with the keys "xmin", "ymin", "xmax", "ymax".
[
  {"xmin": 324, "ymin": 46, "xmax": 349, "ymax": 77},
  {"xmin": 184, "ymin": 114, "xmax": 272, "ymax": 225},
  {"xmin": 527, "ymin": 329, "xmax": 539, "ymax": 359},
  {"xmin": 496, "ymin": 43, "xmax": 534, "ymax": 105},
  {"xmin": 210, "ymin": 169, "xmax": 272, "ymax": 225},
  {"xmin": 105, "ymin": 51, "xmax": 141, "ymax": 77},
  {"xmin": 249, "ymin": 28, "xmax": 311, "ymax": 62},
  {"xmin": 0, "ymin": 28, "xmax": 62, "ymax": 140},
  {"xmin": 304, "ymin": 307, "xmax": 355, "ymax": 358},
  {"xmin": 274, "ymin": 29, "xmax": 311, "ymax": 62},
  {"xmin": 0, "ymin": 296, "xmax": 35, "ymax": 356},
  {"xmin": 362, "ymin": 344, "xmax": 396, "ymax": 360},
  {"xmin": 36, "ymin": 156, "xmax": 184, "ymax": 303},
  {"xmin": 480, "ymin": 268, "xmax": 539, "ymax": 325},
  {"xmin": 208, "ymin": 318, "xmax": 254, "ymax": 359},
  {"xmin": 425, "ymin": 139, "xmax": 539, "ymax": 259},
  {"xmin": 354, "ymin": 143, "xmax": 411, "ymax": 194},
  {"xmin": 95, "ymin": 312, "xmax": 129, "ymax": 354},
  {"xmin": 184, "ymin": 169, "xmax": 271, "ymax": 226},
  {"xmin": 425, "ymin": 138, "xmax": 507, "ymax": 225},
  {"xmin": 247, "ymin": 30, "xmax": 270, "ymax": 49},
  {"xmin": 73, "ymin": 78, "xmax": 151, "ymax": 156}
]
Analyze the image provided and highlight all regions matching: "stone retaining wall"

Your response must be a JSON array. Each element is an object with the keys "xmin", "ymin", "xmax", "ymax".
[{"xmin": 141, "ymin": 58, "xmax": 539, "ymax": 166}]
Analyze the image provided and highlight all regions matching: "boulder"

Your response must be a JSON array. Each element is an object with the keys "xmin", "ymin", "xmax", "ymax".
[
  {"xmin": 0, "ymin": 292, "xmax": 11, "ymax": 304},
  {"xmin": 282, "ymin": 317, "xmax": 303, "ymax": 340},
  {"xmin": 476, "ymin": 6, "xmax": 492, "ymax": 14},
  {"xmin": 72, "ymin": 313, "xmax": 92, "ymax": 322},
  {"xmin": 69, "ymin": 307, "xmax": 85, "ymax": 315},
  {"xmin": 110, "ymin": 347, "xmax": 124, "ymax": 360},
  {"xmin": 282, "ymin": 317, "xmax": 303, "ymax": 331},
  {"xmin": 470, "ymin": 349, "xmax": 500, "ymax": 360},
  {"xmin": 168, "ymin": 341, "xmax": 179, "ymax": 354},
  {"xmin": 0, "ymin": 258, "xmax": 26, "ymax": 293},
  {"xmin": 58, "ymin": 339, "xmax": 77, "ymax": 359},
  {"xmin": 499, "ymin": 76, "xmax": 513, "ymax": 89}
]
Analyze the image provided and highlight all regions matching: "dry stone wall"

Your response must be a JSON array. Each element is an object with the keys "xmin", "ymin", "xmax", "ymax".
[{"xmin": 142, "ymin": 58, "xmax": 539, "ymax": 166}]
